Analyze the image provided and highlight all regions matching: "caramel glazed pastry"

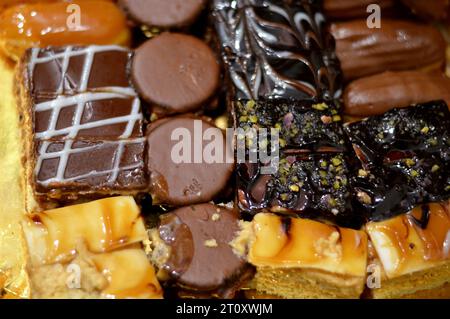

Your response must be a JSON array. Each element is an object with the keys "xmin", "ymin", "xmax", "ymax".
[{"xmin": 0, "ymin": 0, "xmax": 449, "ymax": 301}]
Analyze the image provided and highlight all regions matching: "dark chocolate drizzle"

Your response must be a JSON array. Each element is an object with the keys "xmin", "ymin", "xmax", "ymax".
[
  {"xmin": 213, "ymin": 0, "xmax": 342, "ymax": 101},
  {"xmin": 411, "ymin": 204, "xmax": 431, "ymax": 229}
]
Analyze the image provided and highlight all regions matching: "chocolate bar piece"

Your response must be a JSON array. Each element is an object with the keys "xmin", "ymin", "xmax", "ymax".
[
  {"xmin": 18, "ymin": 46, "xmax": 148, "ymax": 206},
  {"xmin": 33, "ymin": 93, "xmax": 143, "ymax": 140},
  {"xmin": 26, "ymin": 46, "xmax": 134, "ymax": 99},
  {"xmin": 35, "ymin": 139, "xmax": 147, "ymax": 195},
  {"xmin": 213, "ymin": 0, "xmax": 342, "ymax": 101},
  {"xmin": 235, "ymin": 99, "xmax": 346, "ymax": 152},
  {"xmin": 345, "ymin": 101, "xmax": 450, "ymax": 221},
  {"xmin": 237, "ymin": 153, "xmax": 361, "ymax": 228}
]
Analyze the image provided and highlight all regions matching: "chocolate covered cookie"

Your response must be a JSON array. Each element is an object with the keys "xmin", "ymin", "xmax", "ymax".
[
  {"xmin": 132, "ymin": 33, "xmax": 220, "ymax": 114},
  {"xmin": 119, "ymin": 0, "xmax": 205, "ymax": 29},
  {"xmin": 151, "ymin": 204, "xmax": 249, "ymax": 296},
  {"xmin": 146, "ymin": 116, "xmax": 234, "ymax": 206}
]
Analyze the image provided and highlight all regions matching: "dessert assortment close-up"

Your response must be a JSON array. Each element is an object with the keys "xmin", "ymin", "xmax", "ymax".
[{"xmin": 0, "ymin": 0, "xmax": 448, "ymax": 300}]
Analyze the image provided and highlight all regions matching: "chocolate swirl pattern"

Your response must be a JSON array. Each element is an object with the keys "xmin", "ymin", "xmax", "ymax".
[{"xmin": 213, "ymin": 0, "xmax": 342, "ymax": 101}]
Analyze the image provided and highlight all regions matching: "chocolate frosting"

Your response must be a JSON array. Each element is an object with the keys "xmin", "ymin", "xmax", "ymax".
[
  {"xmin": 345, "ymin": 101, "xmax": 450, "ymax": 221},
  {"xmin": 146, "ymin": 116, "xmax": 234, "ymax": 206},
  {"xmin": 158, "ymin": 204, "xmax": 247, "ymax": 291},
  {"xmin": 332, "ymin": 19, "xmax": 446, "ymax": 80},
  {"xmin": 237, "ymin": 153, "xmax": 360, "ymax": 228},
  {"xmin": 25, "ymin": 46, "xmax": 148, "ymax": 199},
  {"xmin": 213, "ymin": 0, "xmax": 342, "ymax": 101},
  {"xmin": 36, "ymin": 139, "xmax": 148, "ymax": 194},
  {"xmin": 119, "ymin": 0, "xmax": 205, "ymax": 28},
  {"xmin": 132, "ymin": 33, "xmax": 220, "ymax": 114},
  {"xmin": 344, "ymin": 70, "xmax": 450, "ymax": 117}
]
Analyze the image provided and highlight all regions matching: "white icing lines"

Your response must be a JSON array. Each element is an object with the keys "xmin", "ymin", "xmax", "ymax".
[{"xmin": 30, "ymin": 46, "xmax": 145, "ymax": 187}]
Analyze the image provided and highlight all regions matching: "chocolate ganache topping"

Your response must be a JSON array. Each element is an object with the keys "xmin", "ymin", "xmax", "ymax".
[{"xmin": 213, "ymin": 0, "xmax": 342, "ymax": 101}]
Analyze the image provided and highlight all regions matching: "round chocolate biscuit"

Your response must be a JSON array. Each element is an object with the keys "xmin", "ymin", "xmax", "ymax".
[
  {"xmin": 158, "ymin": 204, "xmax": 246, "ymax": 290},
  {"xmin": 119, "ymin": 0, "xmax": 205, "ymax": 28},
  {"xmin": 146, "ymin": 116, "xmax": 234, "ymax": 206},
  {"xmin": 132, "ymin": 33, "xmax": 220, "ymax": 114}
]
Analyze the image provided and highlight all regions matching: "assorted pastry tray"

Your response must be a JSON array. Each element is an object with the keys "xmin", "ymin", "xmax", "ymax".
[{"xmin": 0, "ymin": 0, "xmax": 449, "ymax": 299}]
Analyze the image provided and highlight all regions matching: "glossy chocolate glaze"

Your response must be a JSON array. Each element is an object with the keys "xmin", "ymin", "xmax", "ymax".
[
  {"xmin": 213, "ymin": 0, "xmax": 342, "ymax": 100},
  {"xmin": 158, "ymin": 204, "xmax": 249, "ymax": 297},
  {"xmin": 35, "ymin": 139, "xmax": 148, "ymax": 194},
  {"xmin": 332, "ymin": 19, "xmax": 446, "ymax": 80},
  {"xmin": 343, "ymin": 71, "xmax": 450, "ymax": 117},
  {"xmin": 24, "ymin": 46, "xmax": 148, "ymax": 200},
  {"xmin": 345, "ymin": 102, "xmax": 450, "ymax": 221},
  {"xmin": 237, "ymin": 153, "xmax": 363, "ymax": 228}
]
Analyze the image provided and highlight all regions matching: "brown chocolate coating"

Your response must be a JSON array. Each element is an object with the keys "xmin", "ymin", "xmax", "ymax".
[
  {"xmin": 119, "ymin": 0, "xmax": 205, "ymax": 28},
  {"xmin": 132, "ymin": 33, "xmax": 220, "ymax": 114},
  {"xmin": 324, "ymin": 0, "xmax": 395, "ymax": 19},
  {"xmin": 344, "ymin": 70, "xmax": 450, "ymax": 116},
  {"xmin": 401, "ymin": 0, "xmax": 450, "ymax": 21},
  {"xmin": 146, "ymin": 116, "xmax": 234, "ymax": 206},
  {"xmin": 35, "ymin": 139, "xmax": 148, "ymax": 194},
  {"xmin": 331, "ymin": 19, "xmax": 446, "ymax": 80},
  {"xmin": 158, "ymin": 204, "xmax": 246, "ymax": 291},
  {"xmin": 29, "ymin": 47, "xmax": 132, "ymax": 98}
]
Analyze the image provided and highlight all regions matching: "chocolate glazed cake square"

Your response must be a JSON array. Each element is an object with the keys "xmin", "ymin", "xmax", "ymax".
[
  {"xmin": 212, "ymin": 0, "xmax": 343, "ymax": 101},
  {"xmin": 17, "ymin": 46, "xmax": 148, "ymax": 207},
  {"xmin": 345, "ymin": 101, "xmax": 450, "ymax": 222},
  {"xmin": 235, "ymin": 99, "xmax": 347, "ymax": 152},
  {"xmin": 237, "ymin": 152, "xmax": 361, "ymax": 228}
]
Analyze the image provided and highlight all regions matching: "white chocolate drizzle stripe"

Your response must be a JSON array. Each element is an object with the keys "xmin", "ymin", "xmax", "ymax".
[
  {"xmin": 28, "ymin": 45, "xmax": 128, "ymax": 76},
  {"xmin": 35, "ymin": 138, "xmax": 146, "ymax": 186}
]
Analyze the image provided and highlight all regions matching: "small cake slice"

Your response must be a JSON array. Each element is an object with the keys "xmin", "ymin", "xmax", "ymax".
[
  {"xmin": 234, "ymin": 213, "xmax": 368, "ymax": 299},
  {"xmin": 22, "ymin": 196, "xmax": 163, "ymax": 299},
  {"xmin": 237, "ymin": 153, "xmax": 361, "ymax": 228},
  {"xmin": 366, "ymin": 201, "xmax": 450, "ymax": 299},
  {"xmin": 15, "ymin": 46, "xmax": 148, "ymax": 210}
]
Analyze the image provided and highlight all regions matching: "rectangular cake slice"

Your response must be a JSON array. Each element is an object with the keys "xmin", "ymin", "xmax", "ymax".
[
  {"xmin": 22, "ymin": 197, "xmax": 162, "ymax": 299},
  {"xmin": 232, "ymin": 213, "xmax": 368, "ymax": 298},
  {"xmin": 15, "ymin": 46, "xmax": 148, "ymax": 210},
  {"xmin": 237, "ymin": 152, "xmax": 361, "ymax": 228},
  {"xmin": 366, "ymin": 201, "xmax": 450, "ymax": 299},
  {"xmin": 345, "ymin": 101, "xmax": 450, "ymax": 220}
]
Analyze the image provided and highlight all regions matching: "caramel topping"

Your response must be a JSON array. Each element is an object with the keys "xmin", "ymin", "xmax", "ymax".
[
  {"xmin": 24, "ymin": 197, "xmax": 147, "ymax": 265},
  {"xmin": 0, "ymin": 1, "xmax": 129, "ymax": 60},
  {"xmin": 248, "ymin": 214, "xmax": 368, "ymax": 277},
  {"xmin": 366, "ymin": 202, "xmax": 450, "ymax": 278},
  {"xmin": 409, "ymin": 203, "xmax": 450, "ymax": 261},
  {"xmin": 92, "ymin": 249, "xmax": 163, "ymax": 299}
]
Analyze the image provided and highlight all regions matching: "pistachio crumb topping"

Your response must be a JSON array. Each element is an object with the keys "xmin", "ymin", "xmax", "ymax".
[
  {"xmin": 358, "ymin": 169, "xmax": 368, "ymax": 177},
  {"xmin": 204, "ymin": 239, "xmax": 218, "ymax": 248}
]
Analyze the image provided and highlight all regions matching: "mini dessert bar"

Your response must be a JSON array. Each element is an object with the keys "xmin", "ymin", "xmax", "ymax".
[{"xmin": 16, "ymin": 45, "xmax": 147, "ymax": 209}]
